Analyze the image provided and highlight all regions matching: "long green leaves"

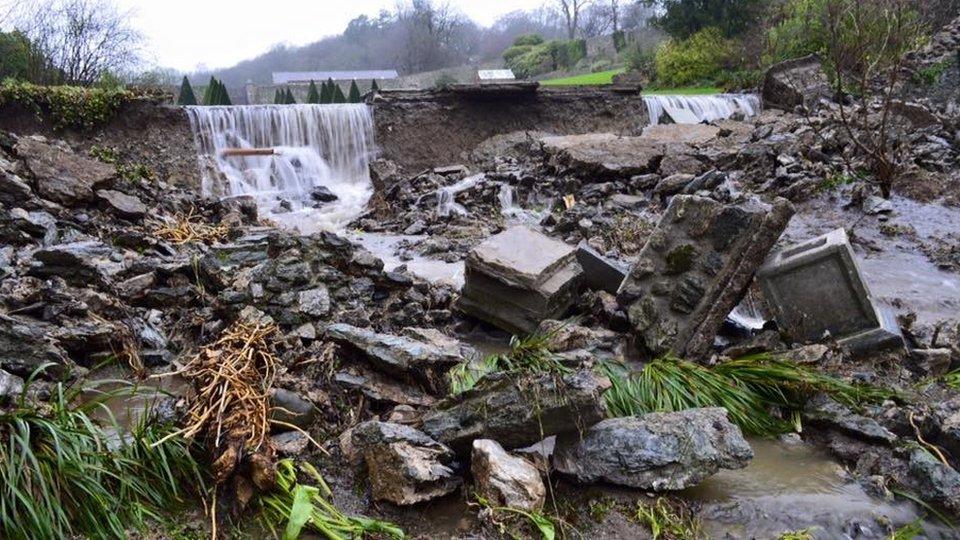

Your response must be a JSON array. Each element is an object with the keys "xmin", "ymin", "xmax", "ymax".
[
  {"xmin": 602, "ymin": 354, "xmax": 894, "ymax": 436},
  {"xmin": 260, "ymin": 460, "xmax": 405, "ymax": 540},
  {"xmin": 0, "ymin": 381, "xmax": 205, "ymax": 540},
  {"xmin": 448, "ymin": 330, "xmax": 571, "ymax": 395}
]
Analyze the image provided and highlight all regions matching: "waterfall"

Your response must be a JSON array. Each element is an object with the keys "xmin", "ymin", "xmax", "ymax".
[
  {"xmin": 436, "ymin": 174, "xmax": 484, "ymax": 217},
  {"xmin": 186, "ymin": 104, "xmax": 376, "ymax": 233},
  {"xmin": 644, "ymin": 94, "xmax": 761, "ymax": 126}
]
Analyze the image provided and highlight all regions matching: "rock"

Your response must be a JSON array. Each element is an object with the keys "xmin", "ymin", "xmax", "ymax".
[
  {"xmin": 269, "ymin": 389, "xmax": 318, "ymax": 430},
  {"xmin": 640, "ymin": 124, "xmax": 721, "ymax": 145},
  {"xmin": 310, "ymin": 186, "xmax": 339, "ymax": 203},
  {"xmin": 576, "ymin": 241, "xmax": 628, "ymax": 294},
  {"xmin": 15, "ymin": 137, "xmax": 115, "ymax": 206},
  {"xmin": 653, "ymin": 174, "xmax": 695, "ymax": 197},
  {"xmin": 617, "ymin": 195, "xmax": 795, "ymax": 359},
  {"xmin": 762, "ymin": 54, "xmax": 831, "ymax": 111},
  {"xmin": 326, "ymin": 323, "xmax": 465, "ymax": 395},
  {"xmin": 0, "ymin": 169, "xmax": 34, "ymax": 207},
  {"xmin": 369, "ymin": 158, "xmax": 402, "ymax": 193},
  {"xmin": 553, "ymin": 408, "xmax": 753, "ymax": 490},
  {"xmin": 458, "ymin": 226, "xmax": 583, "ymax": 334},
  {"xmin": 350, "ymin": 421, "xmax": 461, "ymax": 505},
  {"xmin": 334, "ymin": 364, "xmax": 436, "ymax": 407},
  {"xmin": 0, "ymin": 315, "xmax": 70, "ymax": 379},
  {"xmin": 909, "ymin": 348, "xmax": 953, "ymax": 377},
  {"xmin": 0, "ymin": 368, "xmax": 24, "ymax": 403},
  {"xmin": 908, "ymin": 448, "xmax": 960, "ymax": 515},
  {"xmin": 419, "ymin": 369, "xmax": 609, "ymax": 454},
  {"xmin": 540, "ymin": 133, "xmax": 662, "ymax": 180},
  {"xmin": 298, "ymin": 286, "xmax": 331, "ymax": 318},
  {"xmin": 272, "ymin": 431, "xmax": 311, "ymax": 456},
  {"xmin": 862, "ymin": 195, "xmax": 893, "ymax": 215},
  {"xmin": 30, "ymin": 241, "xmax": 123, "ymax": 287},
  {"xmin": 95, "ymin": 189, "xmax": 147, "ymax": 219},
  {"xmin": 803, "ymin": 394, "xmax": 897, "ymax": 444},
  {"xmin": 471, "ymin": 439, "xmax": 545, "ymax": 511},
  {"xmin": 4, "ymin": 208, "xmax": 57, "ymax": 244}
]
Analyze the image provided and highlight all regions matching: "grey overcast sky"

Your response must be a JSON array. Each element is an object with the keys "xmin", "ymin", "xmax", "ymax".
[{"xmin": 115, "ymin": 0, "xmax": 548, "ymax": 72}]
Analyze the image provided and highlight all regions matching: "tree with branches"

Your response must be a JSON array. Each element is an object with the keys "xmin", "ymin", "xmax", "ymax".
[{"xmin": 556, "ymin": 0, "xmax": 593, "ymax": 39}]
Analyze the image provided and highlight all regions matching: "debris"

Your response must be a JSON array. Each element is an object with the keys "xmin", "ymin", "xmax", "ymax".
[
  {"xmin": 419, "ymin": 369, "xmax": 609, "ymax": 454},
  {"xmin": 757, "ymin": 228, "xmax": 904, "ymax": 355},
  {"xmin": 553, "ymin": 408, "xmax": 753, "ymax": 490},
  {"xmin": 576, "ymin": 241, "xmax": 629, "ymax": 294},
  {"xmin": 153, "ymin": 211, "xmax": 229, "ymax": 245},
  {"xmin": 458, "ymin": 226, "xmax": 583, "ymax": 334},
  {"xmin": 95, "ymin": 189, "xmax": 148, "ymax": 220},
  {"xmin": 15, "ymin": 136, "xmax": 115, "ymax": 206},
  {"xmin": 802, "ymin": 394, "xmax": 897, "ymax": 444},
  {"xmin": 761, "ymin": 54, "xmax": 831, "ymax": 111},
  {"xmin": 617, "ymin": 195, "xmax": 794, "ymax": 359},
  {"xmin": 350, "ymin": 421, "xmax": 461, "ymax": 505},
  {"xmin": 471, "ymin": 439, "xmax": 545, "ymax": 512}
]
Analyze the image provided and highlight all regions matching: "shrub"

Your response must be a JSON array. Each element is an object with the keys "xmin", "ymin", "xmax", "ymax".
[
  {"xmin": 654, "ymin": 27, "xmax": 735, "ymax": 87},
  {"xmin": 514, "ymin": 33, "xmax": 545, "ymax": 47},
  {"xmin": 505, "ymin": 45, "xmax": 554, "ymax": 78},
  {"xmin": 613, "ymin": 30, "xmax": 628, "ymax": 52},
  {"xmin": 715, "ymin": 68, "xmax": 764, "ymax": 91},
  {"xmin": 763, "ymin": 0, "xmax": 830, "ymax": 65},
  {"xmin": 591, "ymin": 60, "xmax": 613, "ymax": 73},
  {"xmin": 624, "ymin": 41, "xmax": 659, "ymax": 80},
  {"xmin": 503, "ymin": 44, "xmax": 534, "ymax": 63},
  {"xmin": 504, "ymin": 39, "xmax": 589, "ymax": 79},
  {"xmin": 0, "ymin": 80, "xmax": 133, "ymax": 130}
]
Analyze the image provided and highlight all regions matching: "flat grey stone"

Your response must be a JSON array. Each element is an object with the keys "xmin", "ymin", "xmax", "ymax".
[
  {"xmin": 96, "ymin": 189, "xmax": 147, "ymax": 219},
  {"xmin": 467, "ymin": 226, "xmax": 576, "ymax": 290},
  {"xmin": 576, "ymin": 242, "xmax": 628, "ymax": 294}
]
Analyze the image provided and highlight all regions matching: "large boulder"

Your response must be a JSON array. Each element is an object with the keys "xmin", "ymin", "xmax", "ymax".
[
  {"xmin": 15, "ymin": 137, "xmax": 115, "ymax": 206},
  {"xmin": 540, "ymin": 133, "xmax": 663, "ymax": 180},
  {"xmin": 762, "ymin": 54, "xmax": 831, "ymax": 111},
  {"xmin": 472, "ymin": 439, "xmax": 545, "ymax": 511},
  {"xmin": 553, "ymin": 408, "xmax": 753, "ymax": 490},
  {"xmin": 617, "ymin": 195, "xmax": 794, "ymax": 359},
  {"xmin": 348, "ymin": 421, "xmax": 461, "ymax": 506},
  {"xmin": 30, "ymin": 241, "xmax": 124, "ymax": 287},
  {"xmin": 419, "ymin": 369, "xmax": 610, "ymax": 454}
]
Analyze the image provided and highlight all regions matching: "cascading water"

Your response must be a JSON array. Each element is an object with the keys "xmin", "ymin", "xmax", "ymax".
[
  {"xmin": 644, "ymin": 94, "xmax": 761, "ymax": 125},
  {"xmin": 186, "ymin": 104, "xmax": 376, "ymax": 233}
]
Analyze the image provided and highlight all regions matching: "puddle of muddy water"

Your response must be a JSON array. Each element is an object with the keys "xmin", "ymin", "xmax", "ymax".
[
  {"xmin": 349, "ymin": 232, "xmax": 466, "ymax": 289},
  {"xmin": 683, "ymin": 439, "xmax": 954, "ymax": 539}
]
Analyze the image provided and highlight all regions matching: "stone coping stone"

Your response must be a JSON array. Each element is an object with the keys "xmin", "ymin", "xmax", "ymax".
[
  {"xmin": 758, "ymin": 228, "xmax": 903, "ymax": 353},
  {"xmin": 466, "ymin": 226, "xmax": 576, "ymax": 290}
]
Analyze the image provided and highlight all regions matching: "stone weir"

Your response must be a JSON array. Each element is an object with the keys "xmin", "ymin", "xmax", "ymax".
[
  {"xmin": 0, "ymin": 85, "xmax": 649, "ymax": 189},
  {"xmin": 369, "ymin": 84, "xmax": 649, "ymax": 171}
]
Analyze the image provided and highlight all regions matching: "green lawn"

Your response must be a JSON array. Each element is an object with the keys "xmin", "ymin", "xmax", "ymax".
[
  {"xmin": 540, "ymin": 69, "xmax": 626, "ymax": 86},
  {"xmin": 539, "ymin": 70, "xmax": 721, "ymax": 95}
]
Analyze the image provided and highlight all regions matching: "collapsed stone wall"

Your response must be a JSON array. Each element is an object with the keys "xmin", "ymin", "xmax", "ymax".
[
  {"xmin": 369, "ymin": 86, "xmax": 649, "ymax": 171},
  {"xmin": 0, "ymin": 100, "xmax": 198, "ymax": 188}
]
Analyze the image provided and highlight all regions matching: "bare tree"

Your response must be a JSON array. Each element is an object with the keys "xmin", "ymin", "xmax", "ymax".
[
  {"xmin": 556, "ymin": 0, "xmax": 593, "ymax": 39},
  {"xmin": 14, "ymin": 0, "xmax": 143, "ymax": 86}
]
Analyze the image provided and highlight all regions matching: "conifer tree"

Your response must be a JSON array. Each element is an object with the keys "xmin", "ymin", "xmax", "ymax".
[
  {"xmin": 203, "ymin": 76, "xmax": 218, "ymax": 105},
  {"xmin": 307, "ymin": 80, "xmax": 320, "ymax": 103},
  {"xmin": 333, "ymin": 84, "xmax": 346, "ymax": 104},
  {"xmin": 220, "ymin": 81, "xmax": 232, "ymax": 105},
  {"xmin": 285, "ymin": 88, "xmax": 296, "ymax": 104},
  {"xmin": 348, "ymin": 80, "xmax": 361, "ymax": 103},
  {"xmin": 177, "ymin": 76, "xmax": 197, "ymax": 105},
  {"xmin": 319, "ymin": 81, "xmax": 330, "ymax": 104},
  {"xmin": 370, "ymin": 79, "xmax": 380, "ymax": 93},
  {"xmin": 274, "ymin": 89, "xmax": 284, "ymax": 104}
]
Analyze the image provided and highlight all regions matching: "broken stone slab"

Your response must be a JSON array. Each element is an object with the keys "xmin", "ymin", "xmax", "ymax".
[
  {"xmin": 757, "ymin": 228, "xmax": 904, "ymax": 355},
  {"xmin": 762, "ymin": 54, "xmax": 831, "ymax": 111},
  {"xmin": 540, "ymin": 133, "xmax": 663, "ymax": 180},
  {"xmin": 334, "ymin": 364, "xmax": 436, "ymax": 407},
  {"xmin": 0, "ymin": 314, "xmax": 71, "ymax": 379},
  {"xmin": 326, "ymin": 323, "xmax": 466, "ymax": 395},
  {"xmin": 639, "ymin": 124, "xmax": 722, "ymax": 145},
  {"xmin": 617, "ymin": 195, "xmax": 795, "ymax": 359},
  {"xmin": 576, "ymin": 241, "xmax": 629, "ymax": 294},
  {"xmin": 95, "ymin": 189, "xmax": 147, "ymax": 220},
  {"xmin": 472, "ymin": 439, "xmax": 545, "ymax": 511},
  {"xmin": 297, "ymin": 286, "xmax": 331, "ymax": 318},
  {"xmin": 553, "ymin": 408, "xmax": 753, "ymax": 490},
  {"xmin": 419, "ymin": 369, "xmax": 609, "ymax": 454},
  {"xmin": 466, "ymin": 226, "xmax": 576, "ymax": 290},
  {"xmin": 0, "ymin": 368, "xmax": 24, "ymax": 403},
  {"xmin": 15, "ymin": 136, "xmax": 115, "ymax": 206},
  {"xmin": 802, "ymin": 394, "xmax": 897, "ymax": 444},
  {"xmin": 348, "ymin": 421, "xmax": 462, "ymax": 506}
]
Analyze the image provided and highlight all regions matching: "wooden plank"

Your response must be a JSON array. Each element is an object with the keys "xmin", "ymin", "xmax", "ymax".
[{"xmin": 220, "ymin": 148, "xmax": 276, "ymax": 157}]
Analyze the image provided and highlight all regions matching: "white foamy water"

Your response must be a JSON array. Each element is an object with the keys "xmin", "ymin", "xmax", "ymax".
[
  {"xmin": 644, "ymin": 94, "xmax": 761, "ymax": 125},
  {"xmin": 186, "ymin": 104, "xmax": 376, "ymax": 233}
]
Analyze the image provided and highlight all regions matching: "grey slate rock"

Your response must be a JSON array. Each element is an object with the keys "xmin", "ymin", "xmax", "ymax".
[
  {"xmin": 96, "ymin": 189, "xmax": 148, "ymax": 219},
  {"xmin": 553, "ymin": 408, "xmax": 753, "ymax": 490},
  {"xmin": 576, "ymin": 241, "xmax": 629, "ymax": 294},
  {"xmin": 802, "ymin": 394, "xmax": 897, "ymax": 444}
]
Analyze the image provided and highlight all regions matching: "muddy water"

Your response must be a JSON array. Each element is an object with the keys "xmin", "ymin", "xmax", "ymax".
[{"xmin": 683, "ymin": 439, "xmax": 953, "ymax": 538}]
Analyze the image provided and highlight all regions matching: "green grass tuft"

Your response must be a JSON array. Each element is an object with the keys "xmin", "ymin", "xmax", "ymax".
[
  {"xmin": 448, "ymin": 331, "xmax": 571, "ymax": 395},
  {"xmin": 259, "ymin": 459, "xmax": 405, "ymax": 540},
  {"xmin": 602, "ymin": 354, "xmax": 894, "ymax": 436},
  {"xmin": 0, "ymin": 379, "xmax": 205, "ymax": 540},
  {"xmin": 633, "ymin": 498, "xmax": 702, "ymax": 540}
]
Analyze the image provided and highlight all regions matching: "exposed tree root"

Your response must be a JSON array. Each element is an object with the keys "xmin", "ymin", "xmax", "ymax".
[{"xmin": 153, "ymin": 211, "xmax": 229, "ymax": 245}]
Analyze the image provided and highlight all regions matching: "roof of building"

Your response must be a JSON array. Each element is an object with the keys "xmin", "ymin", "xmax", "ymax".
[
  {"xmin": 478, "ymin": 69, "xmax": 516, "ymax": 81},
  {"xmin": 272, "ymin": 70, "xmax": 399, "ymax": 84}
]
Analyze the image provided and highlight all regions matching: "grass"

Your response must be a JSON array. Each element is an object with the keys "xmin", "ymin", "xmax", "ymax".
[
  {"xmin": 259, "ymin": 459, "xmax": 404, "ymax": 540},
  {"xmin": 943, "ymin": 370, "xmax": 960, "ymax": 390},
  {"xmin": 540, "ymin": 68, "xmax": 626, "ymax": 86},
  {"xmin": 447, "ymin": 331, "xmax": 570, "ymax": 395},
  {"xmin": 777, "ymin": 528, "xmax": 817, "ymax": 540},
  {"xmin": 473, "ymin": 493, "xmax": 561, "ymax": 540},
  {"xmin": 602, "ymin": 354, "xmax": 895, "ymax": 436},
  {"xmin": 0, "ymin": 376, "xmax": 205, "ymax": 540},
  {"xmin": 633, "ymin": 498, "xmax": 702, "ymax": 540}
]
